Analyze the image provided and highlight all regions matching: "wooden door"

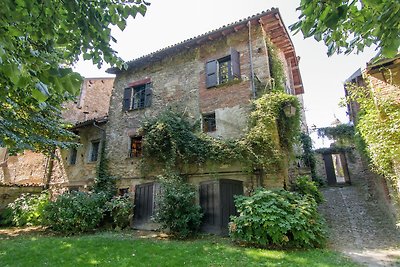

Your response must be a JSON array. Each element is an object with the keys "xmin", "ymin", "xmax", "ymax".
[
  {"xmin": 199, "ymin": 179, "xmax": 243, "ymax": 235},
  {"xmin": 323, "ymin": 154, "xmax": 337, "ymax": 186},
  {"xmin": 133, "ymin": 182, "xmax": 157, "ymax": 228}
]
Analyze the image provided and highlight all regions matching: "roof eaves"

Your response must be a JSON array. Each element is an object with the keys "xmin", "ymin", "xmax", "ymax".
[{"xmin": 107, "ymin": 8, "xmax": 280, "ymax": 74}]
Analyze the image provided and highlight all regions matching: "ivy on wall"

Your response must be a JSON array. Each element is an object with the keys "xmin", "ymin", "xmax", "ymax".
[
  {"xmin": 317, "ymin": 124, "xmax": 355, "ymax": 146},
  {"xmin": 140, "ymin": 91, "xmax": 300, "ymax": 176},
  {"xmin": 346, "ymin": 75, "xmax": 400, "ymax": 195},
  {"xmin": 139, "ymin": 37, "xmax": 301, "ymax": 180}
]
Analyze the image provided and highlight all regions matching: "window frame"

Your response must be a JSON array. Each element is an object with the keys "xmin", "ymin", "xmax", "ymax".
[
  {"xmin": 206, "ymin": 48, "xmax": 240, "ymax": 88},
  {"xmin": 69, "ymin": 147, "xmax": 78, "ymax": 165},
  {"xmin": 129, "ymin": 136, "xmax": 143, "ymax": 158},
  {"xmin": 123, "ymin": 81, "xmax": 152, "ymax": 111},
  {"xmin": 203, "ymin": 113, "xmax": 216, "ymax": 133},
  {"xmin": 89, "ymin": 140, "xmax": 100, "ymax": 162}
]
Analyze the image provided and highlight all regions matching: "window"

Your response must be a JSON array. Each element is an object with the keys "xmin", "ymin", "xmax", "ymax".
[
  {"xmin": 89, "ymin": 140, "xmax": 100, "ymax": 162},
  {"xmin": 123, "ymin": 82, "xmax": 152, "ymax": 111},
  {"xmin": 118, "ymin": 188, "xmax": 129, "ymax": 196},
  {"xmin": 203, "ymin": 113, "xmax": 216, "ymax": 132},
  {"xmin": 130, "ymin": 136, "xmax": 143, "ymax": 158},
  {"xmin": 206, "ymin": 48, "xmax": 240, "ymax": 88},
  {"xmin": 69, "ymin": 148, "xmax": 77, "ymax": 165}
]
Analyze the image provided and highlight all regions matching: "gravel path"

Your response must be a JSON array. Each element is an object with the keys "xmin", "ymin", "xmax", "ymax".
[{"xmin": 320, "ymin": 186, "xmax": 400, "ymax": 266}]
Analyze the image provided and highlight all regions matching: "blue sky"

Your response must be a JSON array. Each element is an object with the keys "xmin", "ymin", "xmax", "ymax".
[{"xmin": 74, "ymin": 0, "xmax": 377, "ymax": 147}]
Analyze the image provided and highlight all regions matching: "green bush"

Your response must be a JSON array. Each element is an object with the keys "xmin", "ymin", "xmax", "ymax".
[
  {"xmin": 44, "ymin": 192, "xmax": 107, "ymax": 234},
  {"xmin": 105, "ymin": 195, "xmax": 134, "ymax": 229},
  {"xmin": 229, "ymin": 189, "xmax": 326, "ymax": 248},
  {"xmin": 154, "ymin": 175, "xmax": 203, "ymax": 239},
  {"xmin": 292, "ymin": 176, "xmax": 324, "ymax": 204},
  {"xmin": 1, "ymin": 191, "xmax": 49, "ymax": 226}
]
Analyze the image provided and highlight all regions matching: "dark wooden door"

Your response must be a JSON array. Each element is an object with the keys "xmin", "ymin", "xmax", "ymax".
[
  {"xmin": 199, "ymin": 181, "xmax": 220, "ymax": 234},
  {"xmin": 133, "ymin": 182, "xmax": 156, "ymax": 228},
  {"xmin": 323, "ymin": 154, "xmax": 337, "ymax": 186},
  {"xmin": 199, "ymin": 179, "xmax": 243, "ymax": 235},
  {"xmin": 340, "ymin": 153, "xmax": 351, "ymax": 184},
  {"xmin": 220, "ymin": 179, "xmax": 243, "ymax": 235}
]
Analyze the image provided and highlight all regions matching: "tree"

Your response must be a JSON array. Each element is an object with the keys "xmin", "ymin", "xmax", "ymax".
[
  {"xmin": 0, "ymin": 0, "xmax": 149, "ymax": 154},
  {"xmin": 291, "ymin": 0, "xmax": 400, "ymax": 58}
]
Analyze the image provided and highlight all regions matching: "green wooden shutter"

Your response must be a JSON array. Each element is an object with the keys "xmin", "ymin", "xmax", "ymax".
[
  {"xmin": 206, "ymin": 60, "xmax": 218, "ymax": 88},
  {"xmin": 123, "ymin": 88, "xmax": 132, "ymax": 111},
  {"xmin": 144, "ymin": 83, "xmax": 152, "ymax": 107},
  {"xmin": 230, "ymin": 48, "xmax": 240, "ymax": 78}
]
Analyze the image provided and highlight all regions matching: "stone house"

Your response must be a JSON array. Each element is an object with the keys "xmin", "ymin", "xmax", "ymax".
[
  {"xmin": 344, "ymin": 54, "xmax": 400, "ymax": 223},
  {"xmin": 105, "ymin": 8, "xmax": 306, "ymax": 232},
  {"xmin": 0, "ymin": 78, "xmax": 114, "ymax": 194}
]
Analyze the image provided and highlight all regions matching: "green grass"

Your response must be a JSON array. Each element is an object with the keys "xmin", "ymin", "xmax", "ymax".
[{"xmin": 0, "ymin": 231, "xmax": 359, "ymax": 267}]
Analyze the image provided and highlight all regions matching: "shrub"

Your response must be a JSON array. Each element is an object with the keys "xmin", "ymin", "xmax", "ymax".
[
  {"xmin": 44, "ymin": 192, "xmax": 107, "ymax": 234},
  {"xmin": 153, "ymin": 175, "xmax": 203, "ymax": 239},
  {"xmin": 229, "ymin": 189, "xmax": 326, "ymax": 248},
  {"xmin": 292, "ymin": 176, "xmax": 324, "ymax": 204},
  {"xmin": 105, "ymin": 195, "xmax": 134, "ymax": 229},
  {"xmin": 1, "ymin": 191, "xmax": 49, "ymax": 226}
]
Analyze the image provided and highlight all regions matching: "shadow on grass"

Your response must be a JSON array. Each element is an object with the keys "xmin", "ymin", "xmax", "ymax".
[{"xmin": 0, "ymin": 231, "xmax": 359, "ymax": 267}]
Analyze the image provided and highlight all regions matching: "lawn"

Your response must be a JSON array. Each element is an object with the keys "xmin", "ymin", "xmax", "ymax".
[{"xmin": 0, "ymin": 230, "xmax": 359, "ymax": 267}]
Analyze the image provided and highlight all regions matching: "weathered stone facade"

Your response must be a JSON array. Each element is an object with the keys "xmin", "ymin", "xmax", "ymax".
[
  {"xmin": 0, "ymin": 78, "xmax": 114, "ymax": 192},
  {"xmin": 105, "ymin": 9, "xmax": 306, "ymax": 194}
]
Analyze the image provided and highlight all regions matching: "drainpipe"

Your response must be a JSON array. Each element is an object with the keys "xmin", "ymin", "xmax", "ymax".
[
  {"xmin": 93, "ymin": 120, "xmax": 106, "ymax": 175},
  {"xmin": 248, "ymin": 21, "xmax": 256, "ymax": 99}
]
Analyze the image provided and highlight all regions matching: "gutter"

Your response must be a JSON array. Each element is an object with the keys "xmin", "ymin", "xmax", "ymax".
[{"xmin": 248, "ymin": 21, "xmax": 256, "ymax": 99}]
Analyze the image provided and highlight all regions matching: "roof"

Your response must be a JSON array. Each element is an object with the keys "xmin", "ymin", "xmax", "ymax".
[
  {"xmin": 345, "ymin": 68, "xmax": 362, "ymax": 83},
  {"xmin": 107, "ymin": 8, "xmax": 304, "ymax": 94},
  {"xmin": 70, "ymin": 116, "xmax": 108, "ymax": 130}
]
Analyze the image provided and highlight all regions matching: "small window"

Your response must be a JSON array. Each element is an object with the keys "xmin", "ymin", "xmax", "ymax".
[
  {"xmin": 123, "ymin": 82, "xmax": 152, "ymax": 111},
  {"xmin": 118, "ymin": 188, "xmax": 129, "ymax": 196},
  {"xmin": 206, "ymin": 48, "xmax": 240, "ymax": 88},
  {"xmin": 69, "ymin": 148, "xmax": 77, "ymax": 165},
  {"xmin": 130, "ymin": 136, "xmax": 143, "ymax": 158},
  {"xmin": 90, "ymin": 140, "xmax": 100, "ymax": 162},
  {"xmin": 203, "ymin": 113, "xmax": 216, "ymax": 132},
  {"xmin": 69, "ymin": 186, "xmax": 80, "ymax": 193}
]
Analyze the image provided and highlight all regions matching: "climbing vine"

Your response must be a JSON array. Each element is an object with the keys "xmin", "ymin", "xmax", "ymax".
[
  {"xmin": 299, "ymin": 133, "xmax": 317, "ymax": 180},
  {"xmin": 93, "ymin": 139, "xmax": 116, "ymax": 199},
  {"xmin": 346, "ymin": 75, "xmax": 400, "ymax": 193},
  {"xmin": 317, "ymin": 124, "xmax": 355, "ymax": 146},
  {"xmin": 266, "ymin": 38, "xmax": 286, "ymax": 93},
  {"xmin": 140, "ymin": 92, "xmax": 300, "ymax": 176}
]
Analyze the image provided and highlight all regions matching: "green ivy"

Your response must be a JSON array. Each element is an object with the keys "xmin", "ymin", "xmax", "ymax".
[
  {"xmin": 317, "ymin": 124, "xmax": 355, "ymax": 146},
  {"xmin": 300, "ymin": 133, "xmax": 317, "ymax": 180},
  {"xmin": 93, "ymin": 139, "xmax": 116, "ymax": 199},
  {"xmin": 346, "ymin": 78, "xmax": 400, "ymax": 192},
  {"xmin": 141, "ymin": 92, "xmax": 300, "ymax": 176}
]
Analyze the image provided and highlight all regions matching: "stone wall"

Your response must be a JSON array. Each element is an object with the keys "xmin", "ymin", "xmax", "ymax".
[
  {"xmin": 106, "ymin": 23, "xmax": 301, "ymax": 195},
  {"xmin": 0, "ymin": 151, "xmax": 47, "ymax": 185},
  {"xmin": 62, "ymin": 78, "xmax": 114, "ymax": 124},
  {"xmin": 0, "ymin": 185, "xmax": 43, "ymax": 210}
]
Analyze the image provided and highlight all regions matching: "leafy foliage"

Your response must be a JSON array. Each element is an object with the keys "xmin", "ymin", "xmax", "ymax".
[
  {"xmin": 291, "ymin": 176, "xmax": 324, "ymax": 204},
  {"xmin": 105, "ymin": 195, "xmax": 134, "ymax": 229},
  {"xmin": 248, "ymin": 92, "xmax": 301, "ymax": 171},
  {"xmin": 44, "ymin": 191, "xmax": 108, "ymax": 234},
  {"xmin": 300, "ymin": 133, "xmax": 317, "ymax": 180},
  {"xmin": 346, "ymin": 78, "xmax": 400, "ymax": 191},
  {"xmin": 141, "ymin": 92, "xmax": 300, "ymax": 175},
  {"xmin": 153, "ymin": 174, "xmax": 203, "ymax": 239},
  {"xmin": 0, "ymin": 191, "xmax": 49, "ymax": 226},
  {"xmin": 229, "ymin": 188, "xmax": 326, "ymax": 248},
  {"xmin": 291, "ymin": 0, "xmax": 400, "ymax": 57},
  {"xmin": 93, "ymin": 140, "xmax": 117, "ymax": 199},
  {"xmin": 317, "ymin": 124, "xmax": 355, "ymax": 146},
  {"xmin": 0, "ymin": 0, "xmax": 149, "ymax": 153}
]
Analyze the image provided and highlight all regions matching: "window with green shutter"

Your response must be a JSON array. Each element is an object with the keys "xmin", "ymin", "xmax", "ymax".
[
  {"xmin": 206, "ymin": 48, "xmax": 240, "ymax": 88},
  {"xmin": 123, "ymin": 79, "xmax": 152, "ymax": 111}
]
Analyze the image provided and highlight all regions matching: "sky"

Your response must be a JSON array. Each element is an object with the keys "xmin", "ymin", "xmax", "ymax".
[{"xmin": 74, "ymin": 0, "xmax": 378, "ymax": 147}]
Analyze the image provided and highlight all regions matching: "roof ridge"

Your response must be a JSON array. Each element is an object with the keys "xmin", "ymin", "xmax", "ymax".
[{"xmin": 107, "ymin": 8, "xmax": 279, "ymax": 74}]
